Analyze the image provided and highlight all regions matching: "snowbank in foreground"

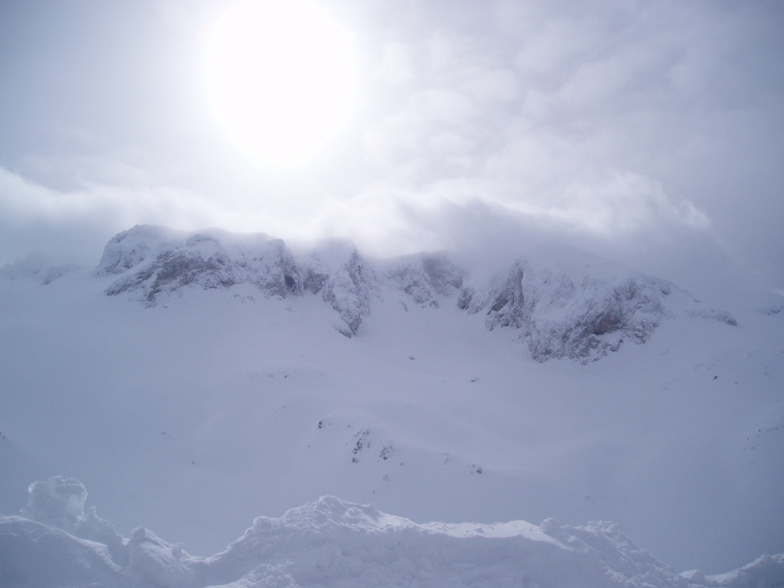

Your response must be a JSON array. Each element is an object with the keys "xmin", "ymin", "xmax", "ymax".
[{"xmin": 1, "ymin": 477, "xmax": 783, "ymax": 588}]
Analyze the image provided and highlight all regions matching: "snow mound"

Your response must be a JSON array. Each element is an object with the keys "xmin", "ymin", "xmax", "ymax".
[
  {"xmin": 20, "ymin": 476, "xmax": 87, "ymax": 533},
  {"xmin": 2, "ymin": 478, "xmax": 783, "ymax": 588}
]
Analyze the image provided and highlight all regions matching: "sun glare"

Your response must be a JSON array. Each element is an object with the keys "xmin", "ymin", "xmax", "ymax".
[{"xmin": 207, "ymin": 0, "xmax": 356, "ymax": 163}]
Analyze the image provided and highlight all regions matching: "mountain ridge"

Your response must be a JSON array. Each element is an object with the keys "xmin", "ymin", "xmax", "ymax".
[{"xmin": 92, "ymin": 224, "xmax": 734, "ymax": 362}]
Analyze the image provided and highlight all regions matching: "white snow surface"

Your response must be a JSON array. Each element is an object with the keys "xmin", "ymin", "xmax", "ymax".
[
  {"xmin": 1, "ymin": 226, "xmax": 783, "ymax": 580},
  {"xmin": 1, "ymin": 476, "xmax": 783, "ymax": 588}
]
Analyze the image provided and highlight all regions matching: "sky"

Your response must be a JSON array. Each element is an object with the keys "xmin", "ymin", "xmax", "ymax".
[{"xmin": 1, "ymin": 0, "xmax": 783, "ymax": 303}]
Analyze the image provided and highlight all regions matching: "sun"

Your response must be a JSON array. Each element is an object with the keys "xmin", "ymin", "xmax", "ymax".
[{"xmin": 207, "ymin": 0, "xmax": 357, "ymax": 163}]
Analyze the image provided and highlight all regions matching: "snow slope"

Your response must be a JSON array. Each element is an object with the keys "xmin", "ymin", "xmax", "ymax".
[
  {"xmin": 0, "ymin": 226, "xmax": 783, "ymax": 577},
  {"xmin": 2, "ymin": 476, "xmax": 783, "ymax": 588}
]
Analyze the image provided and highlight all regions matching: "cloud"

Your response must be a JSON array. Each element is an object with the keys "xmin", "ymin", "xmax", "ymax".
[
  {"xmin": 380, "ymin": 42, "xmax": 418, "ymax": 85},
  {"xmin": 0, "ymin": 167, "xmax": 229, "ymax": 265},
  {"xmin": 349, "ymin": 0, "xmax": 784, "ymax": 292},
  {"xmin": 0, "ymin": 160, "xmax": 743, "ymax": 309},
  {"xmin": 536, "ymin": 171, "xmax": 711, "ymax": 235},
  {"xmin": 356, "ymin": 7, "xmax": 714, "ymax": 249},
  {"xmin": 0, "ymin": 0, "xmax": 781, "ymax": 295}
]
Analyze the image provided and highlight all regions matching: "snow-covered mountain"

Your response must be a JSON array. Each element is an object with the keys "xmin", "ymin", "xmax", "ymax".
[
  {"xmin": 94, "ymin": 225, "xmax": 733, "ymax": 361},
  {"xmin": 1, "ymin": 225, "xmax": 782, "ymax": 583}
]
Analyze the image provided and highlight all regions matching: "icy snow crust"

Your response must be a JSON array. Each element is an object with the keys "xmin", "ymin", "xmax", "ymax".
[
  {"xmin": 1, "ymin": 225, "xmax": 783, "ymax": 575},
  {"xmin": 2, "ymin": 476, "xmax": 783, "ymax": 588}
]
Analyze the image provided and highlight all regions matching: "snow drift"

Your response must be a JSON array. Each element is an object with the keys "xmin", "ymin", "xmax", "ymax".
[{"xmin": 2, "ymin": 476, "xmax": 783, "ymax": 588}]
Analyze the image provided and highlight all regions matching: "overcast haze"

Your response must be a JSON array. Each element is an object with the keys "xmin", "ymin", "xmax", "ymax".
[{"xmin": 1, "ymin": 0, "xmax": 783, "ymax": 303}]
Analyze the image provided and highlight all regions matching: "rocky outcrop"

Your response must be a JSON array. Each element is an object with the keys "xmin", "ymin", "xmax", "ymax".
[
  {"xmin": 465, "ymin": 258, "xmax": 678, "ymax": 362},
  {"xmin": 95, "ymin": 226, "xmax": 375, "ymax": 337},
  {"xmin": 94, "ymin": 225, "xmax": 173, "ymax": 277},
  {"xmin": 98, "ymin": 228, "xmax": 301, "ymax": 304},
  {"xmin": 385, "ymin": 253, "xmax": 466, "ymax": 308},
  {"xmin": 301, "ymin": 247, "xmax": 376, "ymax": 337}
]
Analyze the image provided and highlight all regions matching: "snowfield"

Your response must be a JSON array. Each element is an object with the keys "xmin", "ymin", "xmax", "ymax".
[{"xmin": 1, "ymin": 226, "xmax": 783, "ymax": 584}]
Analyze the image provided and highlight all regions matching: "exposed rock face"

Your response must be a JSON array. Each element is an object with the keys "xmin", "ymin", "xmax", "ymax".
[
  {"xmin": 95, "ymin": 225, "xmax": 733, "ymax": 360},
  {"xmin": 95, "ymin": 226, "xmax": 375, "ymax": 337},
  {"xmin": 386, "ymin": 253, "xmax": 465, "ymax": 308},
  {"xmin": 465, "ymin": 259, "xmax": 676, "ymax": 362},
  {"xmin": 480, "ymin": 261, "xmax": 527, "ymax": 328},
  {"xmin": 94, "ymin": 225, "xmax": 172, "ymax": 277},
  {"xmin": 302, "ymin": 248, "xmax": 376, "ymax": 337},
  {"xmin": 99, "ymin": 229, "xmax": 302, "ymax": 305}
]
